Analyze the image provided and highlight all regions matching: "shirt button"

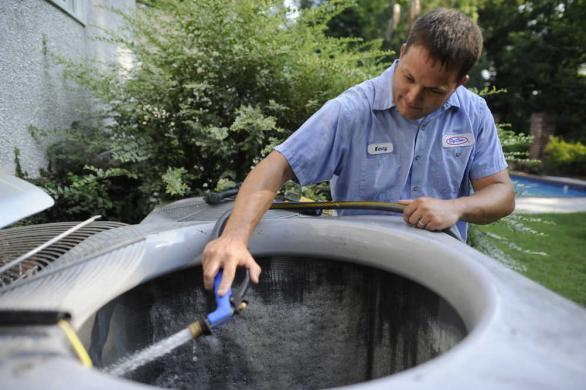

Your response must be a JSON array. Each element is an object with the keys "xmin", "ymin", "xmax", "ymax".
[
  {"xmin": 413, "ymin": 186, "xmax": 420, "ymax": 192},
  {"xmin": 415, "ymin": 155, "xmax": 421, "ymax": 161}
]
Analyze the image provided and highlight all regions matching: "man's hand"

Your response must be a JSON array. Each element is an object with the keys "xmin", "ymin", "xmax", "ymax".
[
  {"xmin": 202, "ymin": 236, "xmax": 261, "ymax": 296},
  {"xmin": 399, "ymin": 197, "xmax": 462, "ymax": 231},
  {"xmin": 399, "ymin": 170, "xmax": 515, "ymax": 231},
  {"xmin": 200, "ymin": 151, "xmax": 293, "ymax": 296}
]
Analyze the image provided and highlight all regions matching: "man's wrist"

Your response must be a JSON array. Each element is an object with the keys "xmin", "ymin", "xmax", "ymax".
[
  {"xmin": 220, "ymin": 225, "xmax": 252, "ymax": 244},
  {"xmin": 450, "ymin": 197, "xmax": 467, "ymax": 221}
]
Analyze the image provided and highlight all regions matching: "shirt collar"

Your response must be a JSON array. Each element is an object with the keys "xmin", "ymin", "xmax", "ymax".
[
  {"xmin": 372, "ymin": 59, "xmax": 461, "ymax": 112},
  {"xmin": 444, "ymin": 87, "xmax": 461, "ymax": 111},
  {"xmin": 372, "ymin": 61, "xmax": 398, "ymax": 111}
]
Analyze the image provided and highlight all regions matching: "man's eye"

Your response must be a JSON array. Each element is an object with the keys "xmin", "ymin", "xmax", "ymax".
[
  {"xmin": 430, "ymin": 89, "xmax": 444, "ymax": 95},
  {"xmin": 405, "ymin": 75, "xmax": 415, "ymax": 82}
]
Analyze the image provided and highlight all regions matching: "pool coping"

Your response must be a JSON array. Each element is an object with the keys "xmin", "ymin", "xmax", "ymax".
[
  {"xmin": 511, "ymin": 171, "xmax": 586, "ymax": 190},
  {"xmin": 510, "ymin": 172, "xmax": 586, "ymax": 212}
]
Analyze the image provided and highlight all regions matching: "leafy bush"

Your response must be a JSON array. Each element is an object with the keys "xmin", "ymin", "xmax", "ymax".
[
  {"xmin": 32, "ymin": 166, "xmax": 140, "ymax": 222},
  {"xmin": 33, "ymin": 0, "xmax": 390, "ymax": 222},
  {"xmin": 544, "ymin": 136, "xmax": 586, "ymax": 177},
  {"xmin": 497, "ymin": 123, "xmax": 541, "ymax": 172}
]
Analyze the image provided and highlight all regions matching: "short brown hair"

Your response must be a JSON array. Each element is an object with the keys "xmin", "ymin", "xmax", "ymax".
[{"xmin": 406, "ymin": 8, "xmax": 483, "ymax": 80}]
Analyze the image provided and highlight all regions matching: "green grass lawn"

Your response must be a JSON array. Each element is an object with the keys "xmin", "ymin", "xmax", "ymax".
[{"xmin": 476, "ymin": 212, "xmax": 586, "ymax": 306}]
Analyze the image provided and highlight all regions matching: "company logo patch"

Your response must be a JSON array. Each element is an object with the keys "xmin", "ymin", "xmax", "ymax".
[
  {"xmin": 368, "ymin": 143, "xmax": 393, "ymax": 155},
  {"xmin": 442, "ymin": 133, "xmax": 475, "ymax": 148}
]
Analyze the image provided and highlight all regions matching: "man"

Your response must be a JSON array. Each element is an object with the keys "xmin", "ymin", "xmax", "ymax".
[{"xmin": 202, "ymin": 8, "xmax": 515, "ymax": 295}]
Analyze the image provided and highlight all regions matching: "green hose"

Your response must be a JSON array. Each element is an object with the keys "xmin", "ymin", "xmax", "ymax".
[
  {"xmin": 270, "ymin": 200, "xmax": 405, "ymax": 214},
  {"xmin": 269, "ymin": 201, "xmax": 460, "ymax": 240}
]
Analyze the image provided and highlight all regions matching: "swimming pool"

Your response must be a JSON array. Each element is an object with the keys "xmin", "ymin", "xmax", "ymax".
[{"xmin": 511, "ymin": 174, "xmax": 586, "ymax": 197}]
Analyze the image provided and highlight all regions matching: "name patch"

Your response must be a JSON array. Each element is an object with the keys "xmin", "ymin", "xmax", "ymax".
[
  {"xmin": 368, "ymin": 143, "xmax": 393, "ymax": 155},
  {"xmin": 442, "ymin": 133, "xmax": 475, "ymax": 148}
]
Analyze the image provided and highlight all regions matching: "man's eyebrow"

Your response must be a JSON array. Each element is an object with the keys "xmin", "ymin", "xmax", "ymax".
[
  {"xmin": 401, "ymin": 69, "xmax": 417, "ymax": 82},
  {"xmin": 400, "ymin": 65, "xmax": 449, "ymax": 91}
]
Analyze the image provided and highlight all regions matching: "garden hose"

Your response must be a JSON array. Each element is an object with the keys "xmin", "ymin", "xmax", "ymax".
[
  {"xmin": 270, "ymin": 201, "xmax": 460, "ymax": 240},
  {"xmin": 270, "ymin": 200, "xmax": 406, "ymax": 214},
  {"xmin": 211, "ymin": 199, "xmax": 459, "ymax": 239}
]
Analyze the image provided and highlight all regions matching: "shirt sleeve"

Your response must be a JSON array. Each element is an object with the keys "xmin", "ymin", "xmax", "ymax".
[
  {"xmin": 469, "ymin": 98, "xmax": 508, "ymax": 180},
  {"xmin": 274, "ymin": 99, "xmax": 348, "ymax": 185}
]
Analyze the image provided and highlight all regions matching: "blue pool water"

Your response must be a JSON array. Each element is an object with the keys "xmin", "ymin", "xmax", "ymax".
[{"xmin": 512, "ymin": 175, "xmax": 586, "ymax": 197}]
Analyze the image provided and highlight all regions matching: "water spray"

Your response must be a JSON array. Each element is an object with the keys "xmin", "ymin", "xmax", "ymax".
[
  {"xmin": 104, "ymin": 206, "xmax": 250, "ymax": 375},
  {"xmin": 104, "ymin": 269, "xmax": 250, "ymax": 376}
]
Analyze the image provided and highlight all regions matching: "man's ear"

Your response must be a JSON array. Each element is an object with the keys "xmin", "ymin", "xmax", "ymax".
[
  {"xmin": 399, "ymin": 43, "xmax": 407, "ymax": 58},
  {"xmin": 459, "ymin": 74, "xmax": 470, "ymax": 86}
]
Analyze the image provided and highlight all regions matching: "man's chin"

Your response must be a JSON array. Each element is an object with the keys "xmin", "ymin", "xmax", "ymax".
[{"xmin": 398, "ymin": 107, "xmax": 425, "ymax": 120}]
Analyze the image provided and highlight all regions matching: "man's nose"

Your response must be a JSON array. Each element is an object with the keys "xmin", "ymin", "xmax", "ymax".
[{"xmin": 406, "ymin": 86, "xmax": 424, "ymax": 105}]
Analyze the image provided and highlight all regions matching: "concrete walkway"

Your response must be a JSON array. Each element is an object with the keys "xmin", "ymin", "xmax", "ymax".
[{"xmin": 515, "ymin": 197, "xmax": 586, "ymax": 214}]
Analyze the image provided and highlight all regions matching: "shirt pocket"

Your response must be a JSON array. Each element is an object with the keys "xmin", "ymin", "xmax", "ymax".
[
  {"xmin": 359, "ymin": 153, "xmax": 401, "ymax": 201},
  {"xmin": 432, "ymin": 146, "xmax": 473, "ymax": 197}
]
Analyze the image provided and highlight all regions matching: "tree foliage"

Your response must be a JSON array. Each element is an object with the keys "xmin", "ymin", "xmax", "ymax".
[
  {"xmin": 479, "ymin": 0, "xmax": 586, "ymax": 142},
  {"xmin": 304, "ymin": 0, "xmax": 586, "ymax": 145},
  {"xmin": 304, "ymin": 1, "xmax": 484, "ymax": 47},
  {"xmin": 30, "ymin": 0, "xmax": 390, "ymax": 222}
]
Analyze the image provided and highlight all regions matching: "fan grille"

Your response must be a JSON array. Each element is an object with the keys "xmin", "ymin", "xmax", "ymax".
[{"xmin": 0, "ymin": 221, "xmax": 127, "ymax": 287}]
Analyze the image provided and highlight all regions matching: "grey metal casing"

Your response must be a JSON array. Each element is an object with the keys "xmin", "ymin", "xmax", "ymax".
[{"xmin": 0, "ymin": 199, "xmax": 585, "ymax": 389}]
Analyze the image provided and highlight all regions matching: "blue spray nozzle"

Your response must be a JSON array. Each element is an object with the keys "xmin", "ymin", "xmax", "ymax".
[{"xmin": 206, "ymin": 270, "xmax": 234, "ymax": 328}]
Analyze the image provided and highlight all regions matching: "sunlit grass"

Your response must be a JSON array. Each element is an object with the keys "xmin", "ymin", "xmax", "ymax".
[{"xmin": 477, "ymin": 212, "xmax": 586, "ymax": 306}]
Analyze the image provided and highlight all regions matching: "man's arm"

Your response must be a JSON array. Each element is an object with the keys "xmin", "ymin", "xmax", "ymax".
[
  {"xmin": 400, "ymin": 169, "xmax": 515, "ymax": 230},
  {"xmin": 458, "ymin": 169, "xmax": 516, "ymax": 224},
  {"xmin": 202, "ymin": 151, "xmax": 294, "ymax": 295}
]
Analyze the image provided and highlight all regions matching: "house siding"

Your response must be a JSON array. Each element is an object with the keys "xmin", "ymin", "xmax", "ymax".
[{"xmin": 0, "ymin": 0, "xmax": 135, "ymax": 176}]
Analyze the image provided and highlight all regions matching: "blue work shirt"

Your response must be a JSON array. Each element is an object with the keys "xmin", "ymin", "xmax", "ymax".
[{"xmin": 275, "ymin": 61, "xmax": 508, "ymax": 240}]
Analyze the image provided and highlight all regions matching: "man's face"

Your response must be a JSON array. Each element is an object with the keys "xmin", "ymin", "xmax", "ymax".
[{"xmin": 392, "ymin": 44, "xmax": 467, "ymax": 120}]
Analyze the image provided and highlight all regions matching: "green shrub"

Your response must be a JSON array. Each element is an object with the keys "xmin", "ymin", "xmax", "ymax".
[
  {"xmin": 544, "ymin": 136, "xmax": 586, "ymax": 176},
  {"xmin": 497, "ymin": 123, "xmax": 541, "ymax": 172},
  {"xmin": 33, "ymin": 0, "xmax": 390, "ymax": 222}
]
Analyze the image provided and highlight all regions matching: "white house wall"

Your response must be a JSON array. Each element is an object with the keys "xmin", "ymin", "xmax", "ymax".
[{"xmin": 0, "ymin": 0, "xmax": 136, "ymax": 177}]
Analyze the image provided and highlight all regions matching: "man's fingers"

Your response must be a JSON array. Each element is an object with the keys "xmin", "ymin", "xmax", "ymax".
[
  {"xmin": 400, "ymin": 199, "xmax": 415, "ymax": 224},
  {"xmin": 409, "ymin": 211, "xmax": 423, "ymax": 226},
  {"xmin": 203, "ymin": 263, "xmax": 220, "ymax": 290},
  {"xmin": 247, "ymin": 258, "xmax": 262, "ymax": 284},
  {"xmin": 202, "ymin": 238, "xmax": 261, "ymax": 295},
  {"xmin": 425, "ymin": 221, "xmax": 438, "ymax": 231},
  {"xmin": 202, "ymin": 246, "xmax": 220, "ymax": 290},
  {"xmin": 217, "ymin": 265, "xmax": 236, "ymax": 296},
  {"xmin": 406, "ymin": 204, "xmax": 424, "ymax": 225}
]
